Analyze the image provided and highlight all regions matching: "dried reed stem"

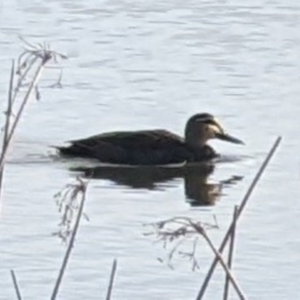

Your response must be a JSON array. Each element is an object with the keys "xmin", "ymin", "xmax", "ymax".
[
  {"xmin": 0, "ymin": 39, "xmax": 66, "ymax": 201},
  {"xmin": 223, "ymin": 205, "xmax": 239, "ymax": 300},
  {"xmin": 13, "ymin": 56, "xmax": 39, "ymax": 104},
  {"xmin": 10, "ymin": 270, "xmax": 22, "ymax": 300},
  {"xmin": 196, "ymin": 136, "xmax": 282, "ymax": 299},
  {"xmin": 191, "ymin": 223, "xmax": 246, "ymax": 299},
  {"xmin": 106, "ymin": 259, "xmax": 118, "ymax": 300},
  {"xmin": 0, "ymin": 61, "xmax": 15, "ymax": 194},
  {"xmin": 50, "ymin": 178, "xmax": 88, "ymax": 300},
  {"xmin": 148, "ymin": 216, "xmax": 243, "ymax": 295},
  {"xmin": 0, "ymin": 60, "xmax": 48, "ymax": 172}
]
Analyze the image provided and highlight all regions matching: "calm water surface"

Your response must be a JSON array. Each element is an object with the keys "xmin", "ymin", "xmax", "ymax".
[{"xmin": 0, "ymin": 0, "xmax": 300, "ymax": 299}]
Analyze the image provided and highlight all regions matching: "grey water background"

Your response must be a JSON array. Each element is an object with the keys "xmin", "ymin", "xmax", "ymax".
[{"xmin": 0, "ymin": 0, "xmax": 300, "ymax": 299}]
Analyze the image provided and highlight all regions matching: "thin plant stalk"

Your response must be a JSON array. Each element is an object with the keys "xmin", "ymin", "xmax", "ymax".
[
  {"xmin": 0, "ymin": 58, "xmax": 50, "ymax": 172},
  {"xmin": 196, "ymin": 136, "xmax": 282, "ymax": 300},
  {"xmin": 0, "ymin": 61, "xmax": 15, "ymax": 194},
  {"xmin": 0, "ymin": 42, "xmax": 66, "ymax": 203},
  {"xmin": 13, "ymin": 56, "xmax": 39, "ymax": 104},
  {"xmin": 50, "ymin": 179, "xmax": 87, "ymax": 300},
  {"xmin": 10, "ymin": 270, "xmax": 22, "ymax": 300},
  {"xmin": 223, "ymin": 205, "xmax": 239, "ymax": 300},
  {"xmin": 106, "ymin": 259, "xmax": 118, "ymax": 300},
  {"xmin": 193, "ymin": 224, "xmax": 246, "ymax": 300}
]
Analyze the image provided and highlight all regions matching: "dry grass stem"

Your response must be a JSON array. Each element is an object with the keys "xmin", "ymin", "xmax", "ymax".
[
  {"xmin": 50, "ymin": 177, "xmax": 88, "ymax": 300},
  {"xmin": 0, "ymin": 61, "xmax": 15, "ymax": 194},
  {"xmin": 54, "ymin": 179, "xmax": 90, "ymax": 243},
  {"xmin": 0, "ymin": 37, "xmax": 67, "ymax": 185},
  {"xmin": 10, "ymin": 270, "xmax": 22, "ymax": 300},
  {"xmin": 146, "ymin": 216, "xmax": 218, "ymax": 270},
  {"xmin": 196, "ymin": 136, "xmax": 282, "ymax": 299},
  {"xmin": 106, "ymin": 259, "xmax": 118, "ymax": 300},
  {"xmin": 186, "ymin": 220, "xmax": 245, "ymax": 299},
  {"xmin": 147, "ymin": 216, "xmax": 245, "ymax": 297},
  {"xmin": 200, "ymin": 230, "xmax": 245, "ymax": 300},
  {"xmin": 223, "ymin": 205, "xmax": 239, "ymax": 300}
]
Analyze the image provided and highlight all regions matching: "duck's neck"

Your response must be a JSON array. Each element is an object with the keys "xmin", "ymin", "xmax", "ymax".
[{"xmin": 185, "ymin": 127, "xmax": 206, "ymax": 148}]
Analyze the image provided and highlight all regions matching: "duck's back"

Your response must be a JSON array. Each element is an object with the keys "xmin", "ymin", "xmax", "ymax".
[
  {"xmin": 79, "ymin": 130, "xmax": 183, "ymax": 149},
  {"xmin": 58, "ymin": 129, "xmax": 195, "ymax": 165}
]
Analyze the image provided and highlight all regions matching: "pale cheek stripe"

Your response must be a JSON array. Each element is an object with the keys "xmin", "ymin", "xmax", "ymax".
[{"xmin": 209, "ymin": 124, "xmax": 224, "ymax": 135}]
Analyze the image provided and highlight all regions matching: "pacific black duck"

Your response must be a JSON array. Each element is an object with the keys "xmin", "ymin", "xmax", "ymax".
[{"xmin": 56, "ymin": 113, "xmax": 243, "ymax": 165}]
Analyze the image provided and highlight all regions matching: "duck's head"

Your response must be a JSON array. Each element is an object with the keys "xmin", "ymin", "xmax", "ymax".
[{"xmin": 185, "ymin": 113, "xmax": 244, "ymax": 147}]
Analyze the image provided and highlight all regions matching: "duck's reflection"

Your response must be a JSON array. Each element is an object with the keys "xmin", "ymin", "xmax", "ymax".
[{"xmin": 70, "ymin": 163, "xmax": 242, "ymax": 206}]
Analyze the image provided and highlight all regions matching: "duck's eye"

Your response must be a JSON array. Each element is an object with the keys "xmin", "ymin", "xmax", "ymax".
[{"xmin": 204, "ymin": 124, "xmax": 210, "ymax": 131}]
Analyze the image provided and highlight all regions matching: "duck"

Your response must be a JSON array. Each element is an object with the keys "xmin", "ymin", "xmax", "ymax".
[{"xmin": 56, "ymin": 113, "xmax": 243, "ymax": 165}]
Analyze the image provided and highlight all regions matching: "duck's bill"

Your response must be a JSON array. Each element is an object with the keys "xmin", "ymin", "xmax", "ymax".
[{"xmin": 215, "ymin": 132, "xmax": 244, "ymax": 145}]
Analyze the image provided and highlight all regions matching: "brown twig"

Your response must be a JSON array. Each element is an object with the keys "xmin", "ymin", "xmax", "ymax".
[
  {"xmin": 223, "ymin": 205, "xmax": 239, "ymax": 300},
  {"xmin": 148, "ymin": 216, "xmax": 245, "ymax": 297},
  {"xmin": 50, "ymin": 177, "xmax": 88, "ymax": 300},
  {"xmin": 178, "ymin": 237, "xmax": 200, "ymax": 271},
  {"xmin": 0, "ymin": 61, "xmax": 46, "ymax": 172},
  {"xmin": 0, "ymin": 61, "xmax": 15, "ymax": 194},
  {"xmin": 106, "ymin": 259, "xmax": 118, "ymax": 300},
  {"xmin": 10, "ymin": 270, "xmax": 22, "ymax": 300},
  {"xmin": 196, "ymin": 136, "xmax": 282, "ymax": 299},
  {"xmin": 0, "ymin": 39, "xmax": 66, "ymax": 184},
  {"xmin": 53, "ymin": 181, "xmax": 90, "ymax": 243},
  {"xmin": 190, "ymin": 221, "xmax": 246, "ymax": 299}
]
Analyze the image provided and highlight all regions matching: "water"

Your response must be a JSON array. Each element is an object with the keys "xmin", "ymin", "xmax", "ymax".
[{"xmin": 0, "ymin": 0, "xmax": 300, "ymax": 299}]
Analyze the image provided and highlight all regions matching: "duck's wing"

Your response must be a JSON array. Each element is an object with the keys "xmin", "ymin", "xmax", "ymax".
[
  {"xmin": 69, "ymin": 130, "xmax": 184, "ymax": 149},
  {"xmin": 58, "ymin": 130, "xmax": 188, "ymax": 164}
]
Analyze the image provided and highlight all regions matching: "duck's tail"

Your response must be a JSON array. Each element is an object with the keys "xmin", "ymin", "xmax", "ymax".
[{"xmin": 51, "ymin": 144, "xmax": 91, "ymax": 157}]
